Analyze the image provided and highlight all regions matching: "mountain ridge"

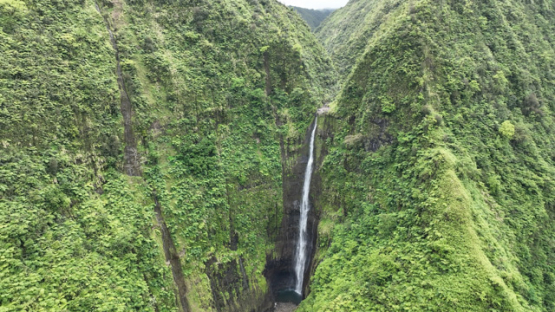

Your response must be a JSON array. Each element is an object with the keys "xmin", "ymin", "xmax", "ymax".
[
  {"xmin": 291, "ymin": 6, "xmax": 336, "ymax": 31},
  {"xmin": 302, "ymin": 0, "xmax": 555, "ymax": 310}
]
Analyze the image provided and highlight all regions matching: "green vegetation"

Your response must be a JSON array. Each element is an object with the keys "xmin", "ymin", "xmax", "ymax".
[
  {"xmin": 302, "ymin": 0, "xmax": 555, "ymax": 311},
  {"xmin": 291, "ymin": 6, "xmax": 335, "ymax": 31},
  {"xmin": 3, "ymin": 0, "xmax": 555, "ymax": 310},
  {"xmin": 316, "ymin": 0, "xmax": 397, "ymax": 80},
  {"xmin": 0, "ymin": 0, "xmax": 335, "ymax": 310}
]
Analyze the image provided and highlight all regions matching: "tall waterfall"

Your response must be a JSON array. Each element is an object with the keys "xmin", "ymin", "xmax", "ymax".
[{"xmin": 294, "ymin": 118, "xmax": 317, "ymax": 295}]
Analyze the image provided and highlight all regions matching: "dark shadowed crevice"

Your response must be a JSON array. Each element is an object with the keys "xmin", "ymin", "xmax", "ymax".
[
  {"xmin": 154, "ymin": 195, "xmax": 191, "ymax": 312},
  {"xmin": 94, "ymin": 1, "xmax": 141, "ymax": 176},
  {"xmin": 263, "ymin": 50, "xmax": 272, "ymax": 96}
]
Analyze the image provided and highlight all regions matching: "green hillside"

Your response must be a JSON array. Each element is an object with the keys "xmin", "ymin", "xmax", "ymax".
[
  {"xmin": 3, "ymin": 0, "xmax": 555, "ymax": 311},
  {"xmin": 291, "ymin": 6, "xmax": 335, "ymax": 31},
  {"xmin": 315, "ymin": 0, "xmax": 381, "ymax": 79},
  {"xmin": 0, "ymin": 0, "xmax": 335, "ymax": 310},
  {"xmin": 303, "ymin": 0, "xmax": 555, "ymax": 311}
]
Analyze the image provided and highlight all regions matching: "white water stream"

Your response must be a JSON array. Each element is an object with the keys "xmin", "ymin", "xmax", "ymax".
[{"xmin": 294, "ymin": 118, "xmax": 317, "ymax": 294}]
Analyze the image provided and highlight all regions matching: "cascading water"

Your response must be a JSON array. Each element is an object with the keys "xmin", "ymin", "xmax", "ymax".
[{"xmin": 293, "ymin": 118, "xmax": 317, "ymax": 295}]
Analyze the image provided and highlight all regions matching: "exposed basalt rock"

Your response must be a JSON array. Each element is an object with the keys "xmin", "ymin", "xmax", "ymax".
[
  {"xmin": 206, "ymin": 257, "xmax": 244, "ymax": 311},
  {"xmin": 273, "ymin": 302, "xmax": 297, "ymax": 312},
  {"xmin": 364, "ymin": 117, "xmax": 394, "ymax": 152},
  {"xmin": 208, "ymin": 188, "xmax": 273, "ymax": 312},
  {"xmin": 316, "ymin": 105, "xmax": 331, "ymax": 116},
  {"xmin": 265, "ymin": 119, "xmax": 322, "ymax": 298},
  {"xmin": 206, "ymin": 256, "xmax": 272, "ymax": 312}
]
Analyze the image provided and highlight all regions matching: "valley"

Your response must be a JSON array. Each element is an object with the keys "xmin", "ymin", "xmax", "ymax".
[{"xmin": 1, "ymin": 0, "xmax": 555, "ymax": 311}]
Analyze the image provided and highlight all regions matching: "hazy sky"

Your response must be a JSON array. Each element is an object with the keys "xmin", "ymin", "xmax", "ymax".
[{"xmin": 278, "ymin": 0, "xmax": 349, "ymax": 9}]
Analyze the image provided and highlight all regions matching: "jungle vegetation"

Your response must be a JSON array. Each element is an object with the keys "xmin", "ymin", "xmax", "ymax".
[
  {"xmin": 2, "ymin": 0, "xmax": 555, "ymax": 311},
  {"xmin": 291, "ymin": 6, "xmax": 335, "ymax": 31},
  {"xmin": 0, "ymin": 0, "xmax": 335, "ymax": 310},
  {"xmin": 301, "ymin": 0, "xmax": 555, "ymax": 311}
]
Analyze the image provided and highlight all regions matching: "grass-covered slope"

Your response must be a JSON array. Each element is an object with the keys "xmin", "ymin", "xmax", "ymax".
[
  {"xmin": 0, "ymin": 0, "xmax": 335, "ymax": 310},
  {"xmin": 291, "ymin": 6, "xmax": 335, "ymax": 31},
  {"xmin": 303, "ymin": 0, "xmax": 555, "ymax": 311}
]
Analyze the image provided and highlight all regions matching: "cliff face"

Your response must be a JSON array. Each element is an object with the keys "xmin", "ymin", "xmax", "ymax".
[
  {"xmin": 303, "ymin": 0, "xmax": 555, "ymax": 311},
  {"xmin": 0, "ymin": 0, "xmax": 336, "ymax": 310}
]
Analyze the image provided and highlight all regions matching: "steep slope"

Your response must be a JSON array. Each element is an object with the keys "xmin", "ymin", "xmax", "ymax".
[
  {"xmin": 291, "ymin": 7, "xmax": 335, "ymax": 31},
  {"xmin": 303, "ymin": 0, "xmax": 555, "ymax": 311},
  {"xmin": 0, "ymin": 0, "xmax": 336, "ymax": 310},
  {"xmin": 315, "ymin": 0, "xmax": 389, "ymax": 80}
]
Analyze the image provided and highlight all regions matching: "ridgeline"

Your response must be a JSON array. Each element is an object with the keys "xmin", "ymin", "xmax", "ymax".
[
  {"xmin": 303, "ymin": 0, "xmax": 555, "ymax": 311},
  {"xmin": 291, "ymin": 7, "xmax": 335, "ymax": 31}
]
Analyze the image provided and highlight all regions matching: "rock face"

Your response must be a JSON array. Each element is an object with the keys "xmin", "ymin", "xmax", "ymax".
[
  {"xmin": 265, "ymin": 119, "xmax": 322, "ymax": 297},
  {"xmin": 206, "ymin": 257, "xmax": 273, "ymax": 312}
]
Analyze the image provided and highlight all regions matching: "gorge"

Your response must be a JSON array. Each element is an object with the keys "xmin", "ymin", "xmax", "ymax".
[
  {"xmin": 2, "ymin": 0, "xmax": 555, "ymax": 311},
  {"xmin": 293, "ymin": 117, "xmax": 317, "ymax": 295}
]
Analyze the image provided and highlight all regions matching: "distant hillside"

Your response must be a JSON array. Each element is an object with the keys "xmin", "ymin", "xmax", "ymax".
[{"xmin": 292, "ymin": 6, "xmax": 335, "ymax": 30}]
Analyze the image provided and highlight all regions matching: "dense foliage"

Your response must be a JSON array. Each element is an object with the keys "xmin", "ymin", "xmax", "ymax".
[
  {"xmin": 316, "ymin": 0, "xmax": 390, "ymax": 80},
  {"xmin": 4, "ymin": 0, "xmax": 555, "ymax": 310},
  {"xmin": 0, "ymin": 0, "xmax": 335, "ymax": 310},
  {"xmin": 303, "ymin": 0, "xmax": 555, "ymax": 311},
  {"xmin": 291, "ymin": 6, "xmax": 335, "ymax": 31}
]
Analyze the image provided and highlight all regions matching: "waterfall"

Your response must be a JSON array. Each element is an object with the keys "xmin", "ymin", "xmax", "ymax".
[{"xmin": 294, "ymin": 118, "xmax": 317, "ymax": 295}]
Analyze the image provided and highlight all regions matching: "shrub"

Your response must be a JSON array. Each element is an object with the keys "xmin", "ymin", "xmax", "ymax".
[{"xmin": 499, "ymin": 120, "xmax": 515, "ymax": 139}]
